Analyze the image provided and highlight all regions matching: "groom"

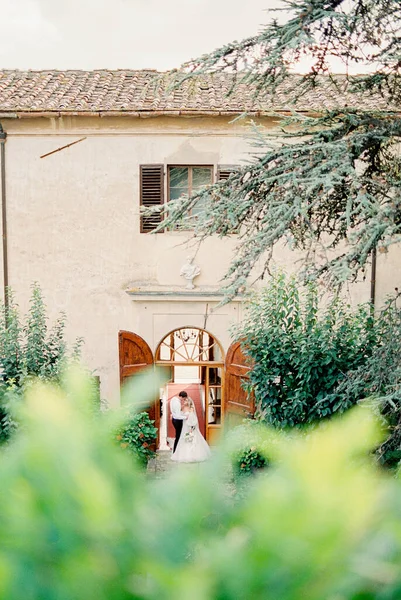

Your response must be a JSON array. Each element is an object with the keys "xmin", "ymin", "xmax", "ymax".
[{"xmin": 170, "ymin": 390, "xmax": 188, "ymax": 453}]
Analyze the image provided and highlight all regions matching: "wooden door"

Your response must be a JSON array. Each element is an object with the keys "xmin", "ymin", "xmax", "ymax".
[
  {"xmin": 224, "ymin": 341, "xmax": 254, "ymax": 429},
  {"xmin": 118, "ymin": 331, "xmax": 160, "ymax": 447}
]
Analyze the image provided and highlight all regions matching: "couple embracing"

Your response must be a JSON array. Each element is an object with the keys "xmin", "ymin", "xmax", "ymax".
[{"xmin": 170, "ymin": 390, "xmax": 211, "ymax": 463}]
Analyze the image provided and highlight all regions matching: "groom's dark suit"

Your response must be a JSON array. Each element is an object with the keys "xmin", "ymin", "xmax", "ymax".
[{"xmin": 170, "ymin": 395, "xmax": 186, "ymax": 452}]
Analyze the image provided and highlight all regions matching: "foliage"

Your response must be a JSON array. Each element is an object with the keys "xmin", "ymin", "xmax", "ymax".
[
  {"xmin": 0, "ymin": 387, "xmax": 17, "ymax": 445},
  {"xmin": 154, "ymin": 0, "xmax": 401, "ymax": 298},
  {"xmin": 0, "ymin": 284, "xmax": 82, "ymax": 386},
  {"xmin": 3, "ymin": 369, "xmax": 401, "ymax": 597},
  {"xmin": 234, "ymin": 447, "xmax": 267, "ymax": 477},
  {"xmin": 236, "ymin": 272, "xmax": 377, "ymax": 427},
  {"xmin": 0, "ymin": 284, "xmax": 83, "ymax": 444},
  {"xmin": 230, "ymin": 419, "xmax": 272, "ymax": 479},
  {"xmin": 332, "ymin": 292, "xmax": 401, "ymax": 467},
  {"xmin": 115, "ymin": 410, "xmax": 158, "ymax": 467}
]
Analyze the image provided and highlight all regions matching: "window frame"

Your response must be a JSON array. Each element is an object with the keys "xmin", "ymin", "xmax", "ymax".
[
  {"xmin": 167, "ymin": 164, "xmax": 214, "ymax": 204},
  {"xmin": 139, "ymin": 163, "xmax": 238, "ymax": 233},
  {"xmin": 166, "ymin": 164, "xmax": 214, "ymax": 230}
]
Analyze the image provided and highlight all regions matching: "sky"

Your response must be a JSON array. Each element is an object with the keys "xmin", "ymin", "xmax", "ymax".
[
  {"xmin": 0, "ymin": 0, "xmax": 371, "ymax": 73},
  {"xmin": 0, "ymin": 0, "xmax": 277, "ymax": 71}
]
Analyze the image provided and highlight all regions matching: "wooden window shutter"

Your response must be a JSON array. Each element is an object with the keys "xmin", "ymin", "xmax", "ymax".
[
  {"xmin": 140, "ymin": 164, "xmax": 164, "ymax": 233},
  {"xmin": 217, "ymin": 165, "xmax": 240, "ymax": 234},
  {"xmin": 217, "ymin": 165, "xmax": 237, "ymax": 181}
]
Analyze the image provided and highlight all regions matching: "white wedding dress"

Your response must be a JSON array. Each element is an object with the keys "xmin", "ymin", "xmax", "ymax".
[{"xmin": 171, "ymin": 408, "xmax": 211, "ymax": 463}]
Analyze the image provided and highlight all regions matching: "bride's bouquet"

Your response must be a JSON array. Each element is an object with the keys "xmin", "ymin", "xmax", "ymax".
[{"xmin": 184, "ymin": 427, "xmax": 195, "ymax": 443}]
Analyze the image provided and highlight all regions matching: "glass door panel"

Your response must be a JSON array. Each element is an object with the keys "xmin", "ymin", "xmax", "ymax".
[
  {"xmin": 205, "ymin": 367, "xmax": 223, "ymax": 444},
  {"xmin": 207, "ymin": 387, "xmax": 222, "ymax": 425}
]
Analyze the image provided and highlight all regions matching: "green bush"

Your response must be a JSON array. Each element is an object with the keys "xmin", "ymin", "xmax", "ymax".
[
  {"xmin": 230, "ymin": 420, "xmax": 273, "ymax": 479},
  {"xmin": 0, "ymin": 394, "xmax": 16, "ymax": 444},
  {"xmin": 333, "ymin": 293, "xmax": 401, "ymax": 467},
  {"xmin": 0, "ymin": 284, "xmax": 82, "ymax": 386},
  {"xmin": 234, "ymin": 447, "xmax": 268, "ymax": 477},
  {"xmin": 2, "ymin": 369, "xmax": 401, "ymax": 598},
  {"xmin": 236, "ymin": 272, "xmax": 377, "ymax": 427},
  {"xmin": 0, "ymin": 284, "xmax": 83, "ymax": 443},
  {"xmin": 115, "ymin": 410, "xmax": 157, "ymax": 467}
]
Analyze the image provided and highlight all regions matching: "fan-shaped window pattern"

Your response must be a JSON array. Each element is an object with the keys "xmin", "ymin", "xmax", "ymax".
[{"xmin": 155, "ymin": 327, "xmax": 223, "ymax": 363}]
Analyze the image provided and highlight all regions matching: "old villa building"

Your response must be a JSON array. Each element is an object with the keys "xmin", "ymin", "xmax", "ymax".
[{"xmin": 0, "ymin": 70, "xmax": 399, "ymax": 446}]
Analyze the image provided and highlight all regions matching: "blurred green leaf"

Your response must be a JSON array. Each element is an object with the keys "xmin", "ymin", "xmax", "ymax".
[{"xmin": 0, "ymin": 370, "xmax": 400, "ymax": 599}]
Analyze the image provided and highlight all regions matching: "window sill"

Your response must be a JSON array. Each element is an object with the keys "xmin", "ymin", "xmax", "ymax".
[{"xmin": 140, "ymin": 230, "xmax": 195, "ymax": 236}]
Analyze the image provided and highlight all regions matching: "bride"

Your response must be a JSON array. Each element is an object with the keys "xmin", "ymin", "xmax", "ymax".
[{"xmin": 171, "ymin": 397, "xmax": 211, "ymax": 463}]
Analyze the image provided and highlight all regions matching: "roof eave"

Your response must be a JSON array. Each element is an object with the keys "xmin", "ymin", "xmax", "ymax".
[{"xmin": 0, "ymin": 109, "xmax": 287, "ymax": 119}]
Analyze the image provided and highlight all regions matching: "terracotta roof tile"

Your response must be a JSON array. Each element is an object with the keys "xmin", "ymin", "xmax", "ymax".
[{"xmin": 0, "ymin": 69, "xmax": 397, "ymax": 115}]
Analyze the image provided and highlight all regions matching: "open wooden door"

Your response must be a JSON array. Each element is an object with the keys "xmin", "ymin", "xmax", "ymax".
[
  {"xmin": 119, "ymin": 331, "xmax": 160, "ymax": 448},
  {"xmin": 224, "ymin": 341, "xmax": 255, "ymax": 429}
]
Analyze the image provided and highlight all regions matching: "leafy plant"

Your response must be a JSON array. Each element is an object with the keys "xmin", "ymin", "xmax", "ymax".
[
  {"xmin": 332, "ymin": 292, "xmax": 401, "ymax": 467},
  {"xmin": 230, "ymin": 419, "xmax": 273, "ymax": 480},
  {"xmin": 0, "ymin": 289, "xmax": 23, "ymax": 385},
  {"xmin": 234, "ymin": 447, "xmax": 268, "ymax": 478},
  {"xmin": 2, "ymin": 369, "xmax": 401, "ymax": 598},
  {"xmin": 115, "ymin": 410, "xmax": 158, "ymax": 468},
  {"xmin": 0, "ymin": 284, "xmax": 82, "ymax": 386},
  {"xmin": 236, "ymin": 272, "xmax": 377, "ymax": 427},
  {"xmin": 0, "ymin": 284, "xmax": 83, "ymax": 443},
  {"xmin": 0, "ymin": 391, "xmax": 17, "ymax": 444}
]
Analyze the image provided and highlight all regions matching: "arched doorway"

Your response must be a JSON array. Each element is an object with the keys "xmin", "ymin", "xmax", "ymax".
[
  {"xmin": 119, "ymin": 327, "xmax": 254, "ymax": 449},
  {"xmin": 155, "ymin": 327, "xmax": 224, "ymax": 446}
]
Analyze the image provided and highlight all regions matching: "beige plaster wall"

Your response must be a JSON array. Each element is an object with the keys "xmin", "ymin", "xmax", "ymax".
[
  {"xmin": 375, "ymin": 244, "xmax": 401, "ymax": 303},
  {"xmin": 0, "ymin": 114, "xmax": 396, "ymax": 404},
  {"xmin": 1, "ymin": 115, "xmax": 260, "ymax": 404}
]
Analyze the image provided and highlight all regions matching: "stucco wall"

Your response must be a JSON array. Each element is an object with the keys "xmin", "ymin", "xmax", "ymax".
[
  {"xmin": 0, "ymin": 114, "xmax": 396, "ymax": 404},
  {"xmin": 0, "ymin": 115, "xmax": 257, "ymax": 404}
]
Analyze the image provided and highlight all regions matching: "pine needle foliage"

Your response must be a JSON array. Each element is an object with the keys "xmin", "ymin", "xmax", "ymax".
[
  {"xmin": 182, "ymin": 0, "xmax": 401, "ymax": 101},
  {"xmin": 157, "ymin": 0, "xmax": 401, "ymax": 298}
]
